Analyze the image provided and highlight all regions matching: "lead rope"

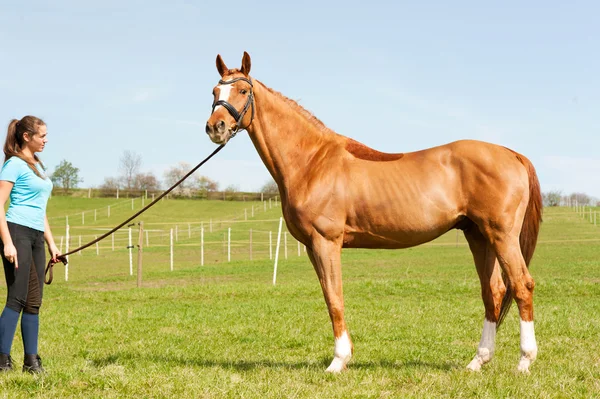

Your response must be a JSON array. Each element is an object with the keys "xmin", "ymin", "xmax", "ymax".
[{"xmin": 44, "ymin": 144, "xmax": 225, "ymax": 284}]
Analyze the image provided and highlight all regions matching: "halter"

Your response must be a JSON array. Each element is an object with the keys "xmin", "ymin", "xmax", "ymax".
[{"xmin": 211, "ymin": 76, "xmax": 255, "ymax": 138}]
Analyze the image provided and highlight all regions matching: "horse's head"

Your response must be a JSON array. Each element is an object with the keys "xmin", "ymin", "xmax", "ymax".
[{"xmin": 205, "ymin": 51, "xmax": 254, "ymax": 145}]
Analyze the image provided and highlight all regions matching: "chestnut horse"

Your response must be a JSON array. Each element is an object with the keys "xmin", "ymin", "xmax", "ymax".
[{"xmin": 205, "ymin": 52, "xmax": 542, "ymax": 373}]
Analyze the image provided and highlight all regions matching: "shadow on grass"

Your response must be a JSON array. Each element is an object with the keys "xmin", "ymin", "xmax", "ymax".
[{"xmin": 89, "ymin": 352, "xmax": 459, "ymax": 371}]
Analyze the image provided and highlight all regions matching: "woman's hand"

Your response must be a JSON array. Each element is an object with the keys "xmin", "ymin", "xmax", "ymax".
[
  {"xmin": 48, "ymin": 243, "xmax": 61, "ymax": 263},
  {"xmin": 4, "ymin": 243, "xmax": 18, "ymax": 269}
]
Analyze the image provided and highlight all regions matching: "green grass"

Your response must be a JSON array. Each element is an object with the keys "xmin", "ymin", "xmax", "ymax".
[{"xmin": 1, "ymin": 202, "xmax": 599, "ymax": 398}]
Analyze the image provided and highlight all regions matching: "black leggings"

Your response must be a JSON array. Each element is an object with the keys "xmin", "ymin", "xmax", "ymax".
[{"xmin": 1, "ymin": 222, "xmax": 46, "ymax": 314}]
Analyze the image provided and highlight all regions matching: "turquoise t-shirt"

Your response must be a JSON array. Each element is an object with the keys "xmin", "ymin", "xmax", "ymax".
[{"xmin": 0, "ymin": 157, "xmax": 53, "ymax": 232}]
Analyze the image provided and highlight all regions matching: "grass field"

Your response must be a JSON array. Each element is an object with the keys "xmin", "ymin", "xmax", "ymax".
[{"xmin": 1, "ymin": 199, "xmax": 599, "ymax": 398}]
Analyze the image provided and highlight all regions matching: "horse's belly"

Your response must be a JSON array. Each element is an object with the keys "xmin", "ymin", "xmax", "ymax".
[{"xmin": 342, "ymin": 228, "xmax": 446, "ymax": 249}]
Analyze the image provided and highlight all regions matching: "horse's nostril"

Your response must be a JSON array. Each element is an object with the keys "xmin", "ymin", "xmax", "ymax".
[
  {"xmin": 205, "ymin": 123, "xmax": 211, "ymax": 134},
  {"xmin": 216, "ymin": 120, "xmax": 225, "ymax": 130}
]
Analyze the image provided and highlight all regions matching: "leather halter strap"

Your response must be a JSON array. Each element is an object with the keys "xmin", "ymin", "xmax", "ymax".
[{"xmin": 211, "ymin": 76, "xmax": 255, "ymax": 136}]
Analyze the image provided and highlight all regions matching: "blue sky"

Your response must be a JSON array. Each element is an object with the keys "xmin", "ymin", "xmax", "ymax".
[{"xmin": 1, "ymin": 1, "xmax": 599, "ymax": 197}]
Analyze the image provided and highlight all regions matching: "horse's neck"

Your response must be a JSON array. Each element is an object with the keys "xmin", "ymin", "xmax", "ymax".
[{"xmin": 247, "ymin": 82, "xmax": 337, "ymax": 187}]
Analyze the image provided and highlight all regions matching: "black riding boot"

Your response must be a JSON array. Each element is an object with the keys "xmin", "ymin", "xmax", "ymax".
[
  {"xmin": 0, "ymin": 353, "xmax": 13, "ymax": 371},
  {"xmin": 22, "ymin": 354, "xmax": 44, "ymax": 374}
]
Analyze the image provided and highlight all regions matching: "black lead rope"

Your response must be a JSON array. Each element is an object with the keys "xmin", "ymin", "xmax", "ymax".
[{"xmin": 44, "ymin": 144, "xmax": 226, "ymax": 284}]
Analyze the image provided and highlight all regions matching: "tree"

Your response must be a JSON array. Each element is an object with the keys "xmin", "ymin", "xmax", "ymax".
[
  {"xmin": 223, "ymin": 184, "xmax": 239, "ymax": 201},
  {"xmin": 51, "ymin": 160, "xmax": 82, "ymax": 193},
  {"xmin": 119, "ymin": 150, "xmax": 142, "ymax": 190},
  {"xmin": 542, "ymin": 190, "xmax": 562, "ymax": 207},
  {"xmin": 194, "ymin": 175, "xmax": 219, "ymax": 193},
  {"xmin": 260, "ymin": 178, "xmax": 278, "ymax": 194},
  {"xmin": 163, "ymin": 162, "xmax": 193, "ymax": 195},
  {"xmin": 133, "ymin": 172, "xmax": 160, "ymax": 191},
  {"xmin": 569, "ymin": 192, "xmax": 590, "ymax": 205}
]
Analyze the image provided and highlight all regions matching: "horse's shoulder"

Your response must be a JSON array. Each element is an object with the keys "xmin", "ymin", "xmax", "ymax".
[{"xmin": 343, "ymin": 138, "xmax": 404, "ymax": 162}]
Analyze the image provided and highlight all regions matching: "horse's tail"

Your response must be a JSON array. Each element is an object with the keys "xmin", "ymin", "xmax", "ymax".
[{"xmin": 497, "ymin": 152, "xmax": 543, "ymax": 327}]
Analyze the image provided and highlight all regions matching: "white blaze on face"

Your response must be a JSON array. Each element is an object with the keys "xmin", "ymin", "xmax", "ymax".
[{"xmin": 213, "ymin": 84, "xmax": 233, "ymax": 113}]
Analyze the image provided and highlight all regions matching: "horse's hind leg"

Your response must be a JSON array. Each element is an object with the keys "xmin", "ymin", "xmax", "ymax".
[
  {"xmin": 306, "ymin": 237, "xmax": 352, "ymax": 373},
  {"xmin": 492, "ymin": 236, "xmax": 537, "ymax": 373},
  {"xmin": 464, "ymin": 225, "xmax": 506, "ymax": 371}
]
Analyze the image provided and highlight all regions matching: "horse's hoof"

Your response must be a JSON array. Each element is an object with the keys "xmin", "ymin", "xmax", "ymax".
[
  {"xmin": 517, "ymin": 358, "xmax": 532, "ymax": 374},
  {"xmin": 466, "ymin": 357, "xmax": 483, "ymax": 372},
  {"xmin": 325, "ymin": 357, "xmax": 348, "ymax": 373}
]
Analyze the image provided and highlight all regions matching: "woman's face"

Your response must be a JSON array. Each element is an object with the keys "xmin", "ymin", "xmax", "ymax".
[{"xmin": 24, "ymin": 124, "xmax": 48, "ymax": 153}]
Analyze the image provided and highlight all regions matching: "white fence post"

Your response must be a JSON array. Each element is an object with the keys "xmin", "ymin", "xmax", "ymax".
[
  {"xmin": 170, "ymin": 228, "xmax": 174, "ymax": 271},
  {"xmin": 128, "ymin": 227, "xmax": 133, "ymax": 276},
  {"xmin": 65, "ymin": 225, "xmax": 70, "ymax": 282},
  {"xmin": 273, "ymin": 217, "xmax": 283, "ymax": 285}
]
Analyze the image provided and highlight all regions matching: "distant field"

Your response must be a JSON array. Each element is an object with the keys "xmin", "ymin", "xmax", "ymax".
[{"xmin": 0, "ymin": 201, "xmax": 599, "ymax": 398}]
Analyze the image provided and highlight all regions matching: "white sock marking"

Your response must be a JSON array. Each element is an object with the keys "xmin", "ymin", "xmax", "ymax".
[
  {"xmin": 326, "ymin": 331, "xmax": 352, "ymax": 373},
  {"xmin": 467, "ymin": 320, "xmax": 496, "ymax": 371},
  {"xmin": 518, "ymin": 319, "xmax": 537, "ymax": 373}
]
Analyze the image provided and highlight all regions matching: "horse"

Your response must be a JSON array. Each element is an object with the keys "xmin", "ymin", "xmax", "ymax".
[{"xmin": 205, "ymin": 52, "xmax": 542, "ymax": 374}]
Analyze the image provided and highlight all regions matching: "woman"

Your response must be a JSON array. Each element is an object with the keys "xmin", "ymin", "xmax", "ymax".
[{"xmin": 0, "ymin": 116, "xmax": 60, "ymax": 373}]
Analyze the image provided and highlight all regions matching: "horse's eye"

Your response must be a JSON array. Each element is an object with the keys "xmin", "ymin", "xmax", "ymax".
[{"xmin": 240, "ymin": 89, "xmax": 248, "ymax": 95}]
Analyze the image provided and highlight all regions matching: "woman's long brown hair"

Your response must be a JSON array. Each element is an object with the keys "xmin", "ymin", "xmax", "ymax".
[{"xmin": 4, "ymin": 116, "xmax": 47, "ymax": 178}]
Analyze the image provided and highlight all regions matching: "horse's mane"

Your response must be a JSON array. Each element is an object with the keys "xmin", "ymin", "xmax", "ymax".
[
  {"xmin": 255, "ymin": 79, "xmax": 332, "ymax": 134},
  {"xmin": 254, "ymin": 77, "xmax": 404, "ymax": 162}
]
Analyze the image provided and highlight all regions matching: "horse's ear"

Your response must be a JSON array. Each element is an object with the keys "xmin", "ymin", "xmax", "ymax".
[
  {"xmin": 216, "ymin": 54, "xmax": 228, "ymax": 77},
  {"xmin": 240, "ymin": 51, "xmax": 251, "ymax": 76}
]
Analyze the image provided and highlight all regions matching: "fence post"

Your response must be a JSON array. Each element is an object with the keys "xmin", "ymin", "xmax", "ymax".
[
  {"xmin": 95, "ymin": 236, "xmax": 99, "ymax": 255},
  {"xmin": 128, "ymin": 227, "xmax": 133, "ymax": 276},
  {"xmin": 65, "ymin": 225, "xmax": 70, "ymax": 282},
  {"xmin": 170, "ymin": 228, "xmax": 174, "ymax": 271},
  {"xmin": 137, "ymin": 221, "xmax": 143, "ymax": 288},
  {"xmin": 273, "ymin": 217, "xmax": 283, "ymax": 285}
]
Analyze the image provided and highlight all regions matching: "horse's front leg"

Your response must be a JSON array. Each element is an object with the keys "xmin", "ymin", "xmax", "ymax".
[{"xmin": 306, "ymin": 237, "xmax": 352, "ymax": 373}]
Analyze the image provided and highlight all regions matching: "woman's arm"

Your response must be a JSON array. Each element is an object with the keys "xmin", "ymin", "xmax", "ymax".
[
  {"xmin": 44, "ymin": 215, "xmax": 60, "ymax": 262},
  {"xmin": 0, "ymin": 180, "xmax": 18, "ymax": 267}
]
